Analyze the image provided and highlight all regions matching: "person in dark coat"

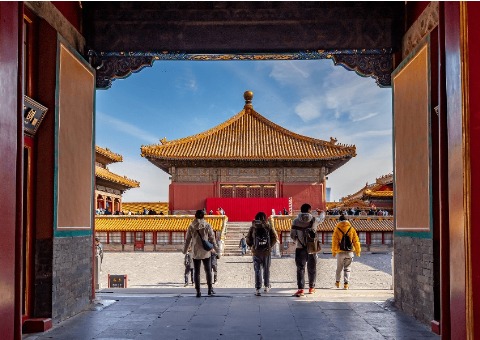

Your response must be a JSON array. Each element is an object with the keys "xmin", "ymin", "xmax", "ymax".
[{"xmin": 246, "ymin": 212, "xmax": 278, "ymax": 296}]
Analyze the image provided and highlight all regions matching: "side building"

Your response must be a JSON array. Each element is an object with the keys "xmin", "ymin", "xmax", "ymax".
[{"xmin": 95, "ymin": 146, "xmax": 140, "ymax": 214}]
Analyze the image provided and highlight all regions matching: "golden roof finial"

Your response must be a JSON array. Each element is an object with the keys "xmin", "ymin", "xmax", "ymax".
[{"xmin": 244, "ymin": 90, "xmax": 253, "ymax": 110}]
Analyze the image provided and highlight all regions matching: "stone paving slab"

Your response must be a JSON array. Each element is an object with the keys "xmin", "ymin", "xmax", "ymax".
[
  {"xmin": 22, "ymin": 252, "xmax": 439, "ymax": 340},
  {"xmin": 23, "ymin": 290, "xmax": 439, "ymax": 340}
]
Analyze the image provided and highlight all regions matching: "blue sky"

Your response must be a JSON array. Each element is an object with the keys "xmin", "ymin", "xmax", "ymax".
[{"xmin": 96, "ymin": 59, "xmax": 392, "ymax": 203}]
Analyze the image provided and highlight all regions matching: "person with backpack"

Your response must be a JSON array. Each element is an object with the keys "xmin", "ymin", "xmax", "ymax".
[
  {"xmin": 246, "ymin": 212, "xmax": 278, "ymax": 296},
  {"xmin": 183, "ymin": 210, "xmax": 220, "ymax": 297},
  {"xmin": 184, "ymin": 249, "xmax": 194, "ymax": 287},
  {"xmin": 331, "ymin": 213, "xmax": 361, "ymax": 290},
  {"xmin": 290, "ymin": 203, "xmax": 325, "ymax": 297}
]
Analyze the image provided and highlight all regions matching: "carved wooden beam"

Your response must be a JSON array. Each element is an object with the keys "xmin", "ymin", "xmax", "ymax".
[{"xmin": 88, "ymin": 49, "xmax": 393, "ymax": 89}]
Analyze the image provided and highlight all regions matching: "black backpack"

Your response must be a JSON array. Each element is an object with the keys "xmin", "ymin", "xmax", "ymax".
[
  {"xmin": 339, "ymin": 226, "xmax": 353, "ymax": 251},
  {"xmin": 254, "ymin": 224, "xmax": 270, "ymax": 252}
]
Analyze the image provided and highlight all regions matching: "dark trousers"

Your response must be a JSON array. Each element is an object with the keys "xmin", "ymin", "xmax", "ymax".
[
  {"xmin": 211, "ymin": 264, "xmax": 217, "ymax": 282},
  {"xmin": 295, "ymin": 248, "xmax": 317, "ymax": 289},
  {"xmin": 253, "ymin": 253, "xmax": 271, "ymax": 289},
  {"xmin": 193, "ymin": 258, "xmax": 212, "ymax": 291},
  {"xmin": 184, "ymin": 268, "xmax": 193, "ymax": 284}
]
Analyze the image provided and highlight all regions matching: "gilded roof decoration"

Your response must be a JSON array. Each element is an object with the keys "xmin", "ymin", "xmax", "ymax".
[
  {"xmin": 141, "ymin": 92, "xmax": 356, "ymax": 168},
  {"xmin": 95, "ymin": 166, "xmax": 140, "ymax": 188},
  {"xmin": 270, "ymin": 216, "xmax": 393, "ymax": 233},
  {"xmin": 122, "ymin": 202, "xmax": 169, "ymax": 214},
  {"xmin": 96, "ymin": 146, "xmax": 123, "ymax": 162},
  {"xmin": 95, "ymin": 215, "xmax": 227, "ymax": 232}
]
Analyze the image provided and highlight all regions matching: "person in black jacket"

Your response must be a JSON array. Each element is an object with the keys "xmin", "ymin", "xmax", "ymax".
[{"xmin": 246, "ymin": 212, "xmax": 278, "ymax": 296}]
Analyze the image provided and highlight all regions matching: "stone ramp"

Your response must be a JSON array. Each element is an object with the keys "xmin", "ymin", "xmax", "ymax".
[{"xmin": 223, "ymin": 222, "xmax": 252, "ymax": 256}]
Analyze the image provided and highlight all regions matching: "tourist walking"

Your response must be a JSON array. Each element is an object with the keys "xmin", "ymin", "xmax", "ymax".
[
  {"xmin": 290, "ymin": 204, "xmax": 325, "ymax": 297},
  {"xmin": 183, "ymin": 210, "xmax": 220, "ymax": 297},
  {"xmin": 246, "ymin": 212, "xmax": 278, "ymax": 296},
  {"xmin": 332, "ymin": 213, "xmax": 361, "ymax": 289},
  {"xmin": 184, "ymin": 249, "xmax": 194, "ymax": 287},
  {"xmin": 95, "ymin": 237, "xmax": 104, "ymax": 270},
  {"xmin": 211, "ymin": 251, "xmax": 218, "ymax": 284},
  {"xmin": 239, "ymin": 234, "xmax": 247, "ymax": 256}
]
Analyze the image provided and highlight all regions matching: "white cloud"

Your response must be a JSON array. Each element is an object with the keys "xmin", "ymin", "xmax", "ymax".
[
  {"xmin": 108, "ymin": 158, "xmax": 170, "ymax": 202},
  {"xmin": 97, "ymin": 112, "xmax": 159, "ymax": 144},
  {"xmin": 327, "ymin": 141, "xmax": 393, "ymax": 202},
  {"xmin": 351, "ymin": 129, "xmax": 392, "ymax": 138},
  {"xmin": 294, "ymin": 97, "xmax": 323, "ymax": 121},
  {"xmin": 352, "ymin": 112, "xmax": 379, "ymax": 122}
]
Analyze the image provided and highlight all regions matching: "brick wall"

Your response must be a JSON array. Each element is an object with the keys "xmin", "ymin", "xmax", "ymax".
[
  {"xmin": 52, "ymin": 236, "xmax": 92, "ymax": 323},
  {"xmin": 394, "ymin": 236, "xmax": 434, "ymax": 324}
]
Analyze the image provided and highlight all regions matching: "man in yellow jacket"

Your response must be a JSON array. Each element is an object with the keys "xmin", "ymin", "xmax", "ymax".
[{"xmin": 331, "ymin": 213, "xmax": 361, "ymax": 289}]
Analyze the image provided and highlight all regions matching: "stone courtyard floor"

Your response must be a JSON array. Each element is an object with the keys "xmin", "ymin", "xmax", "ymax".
[
  {"xmin": 23, "ymin": 251, "xmax": 440, "ymax": 340},
  {"xmin": 98, "ymin": 252, "xmax": 394, "ymax": 291}
]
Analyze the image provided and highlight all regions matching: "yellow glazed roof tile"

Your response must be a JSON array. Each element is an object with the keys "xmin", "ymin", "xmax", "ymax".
[
  {"xmin": 270, "ymin": 216, "xmax": 393, "ymax": 233},
  {"xmin": 141, "ymin": 107, "xmax": 356, "ymax": 162},
  {"xmin": 95, "ymin": 166, "xmax": 140, "ymax": 188},
  {"xmin": 95, "ymin": 215, "xmax": 227, "ymax": 232},
  {"xmin": 96, "ymin": 145, "xmax": 123, "ymax": 162},
  {"xmin": 122, "ymin": 202, "xmax": 169, "ymax": 214}
]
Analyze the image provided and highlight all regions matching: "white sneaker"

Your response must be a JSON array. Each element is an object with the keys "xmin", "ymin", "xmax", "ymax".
[
  {"xmin": 264, "ymin": 286, "xmax": 270, "ymax": 293},
  {"xmin": 255, "ymin": 289, "xmax": 261, "ymax": 296}
]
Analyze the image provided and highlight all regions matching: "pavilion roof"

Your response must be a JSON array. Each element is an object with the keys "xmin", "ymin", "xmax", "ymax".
[
  {"xmin": 95, "ymin": 166, "xmax": 140, "ymax": 189},
  {"xmin": 95, "ymin": 215, "xmax": 227, "ymax": 232},
  {"xmin": 141, "ymin": 92, "xmax": 356, "ymax": 172},
  {"xmin": 270, "ymin": 215, "xmax": 393, "ymax": 232},
  {"xmin": 122, "ymin": 202, "xmax": 169, "ymax": 214},
  {"xmin": 341, "ymin": 172, "xmax": 393, "ymax": 203},
  {"xmin": 96, "ymin": 145, "xmax": 123, "ymax": 163}
]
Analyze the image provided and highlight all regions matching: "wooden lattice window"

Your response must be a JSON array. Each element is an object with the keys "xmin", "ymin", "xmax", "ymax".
[
  {"xmin": 220, "ymin": 185, "xmax": 233, "ymax": 198},
  {"xmin": 156, "ymin": 232, "xmax": 169, "ymax": 244},
  {"xmin": 235, "ymin": 186, "xmax": 247, "ymax": 198},
  {"xmin": 249, "ymin": 186, "xmax": 262, "ymax": 198},
  {"xmin": 264, "ymin": 186, "xmax": 276, "ymax": 198}
]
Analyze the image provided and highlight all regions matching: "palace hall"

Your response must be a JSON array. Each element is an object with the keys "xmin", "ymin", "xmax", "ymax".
[{"xmin": 141, "ymin": 91, "xmax": 356, "ymax": 221}]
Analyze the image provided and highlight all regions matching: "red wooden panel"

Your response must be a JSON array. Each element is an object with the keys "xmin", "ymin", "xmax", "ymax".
[
  {"xmin": 0, "ymin": 3, "xmax": 21, "ymax": 339},
  {"xmin": 206, "ymin": 198, "xmax": 290, "ymax": 222},
  {"xmin": 466, "ymin": 2, "xmax": 480, "ymax": 335}
]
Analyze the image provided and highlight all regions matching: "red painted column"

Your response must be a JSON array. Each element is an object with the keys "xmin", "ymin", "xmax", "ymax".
[
  {"xmin": 465, "ymin": 3, "xmax": 480, "ymax": 337},
  {"xmin": 0, "ymin": 3, "xmax": 22, "ymax": 339},
  {"xmin": 444, "ymin": 2, "xmax": 480, "ymax": 337}
]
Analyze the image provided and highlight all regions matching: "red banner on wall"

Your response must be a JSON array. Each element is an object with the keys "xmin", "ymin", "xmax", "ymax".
[{"xmin": 205, "ymin": 197, "xmax": 291, "ymax": 222}]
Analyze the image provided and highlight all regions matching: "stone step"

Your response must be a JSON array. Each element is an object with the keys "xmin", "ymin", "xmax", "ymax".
[{"xmin": 223, "ymin": 223, "xmax": 253, "ymax": 255}]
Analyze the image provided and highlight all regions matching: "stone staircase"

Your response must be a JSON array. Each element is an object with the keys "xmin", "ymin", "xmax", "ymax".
[{"xmin": 222, "ymin": 222, "xmax": 252, "ymax": 256}]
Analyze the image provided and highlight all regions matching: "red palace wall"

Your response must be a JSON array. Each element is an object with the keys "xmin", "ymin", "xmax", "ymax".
[
  {"xmin": 170, "ymin": 181, "xmax": 325, "ymax": 215},
  {"xmin": 282, "ymin": 182, "xmax": 324, "ymax": 211},
  {"xmin": 169, "ymin": 182, "xmax": 215, "ymax": 212}
]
